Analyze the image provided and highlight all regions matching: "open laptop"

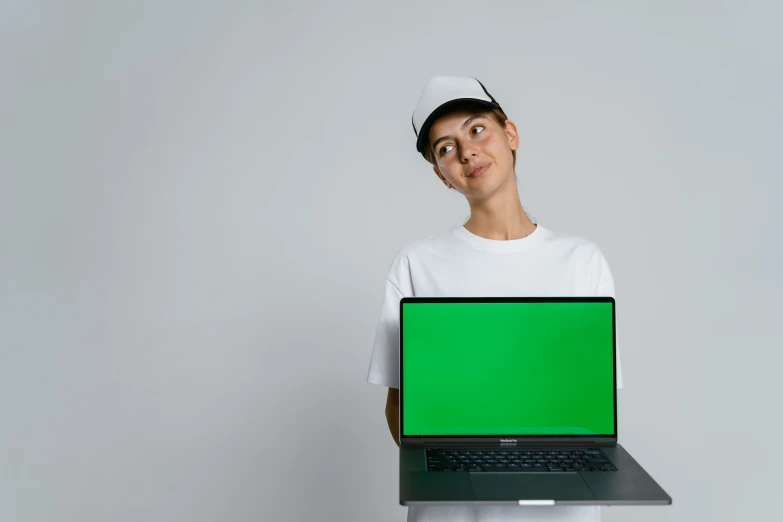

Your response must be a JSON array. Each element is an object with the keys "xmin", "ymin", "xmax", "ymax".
[{"xmin": 398, "ymin": 296, "xmax": 671, "ymax": 506}]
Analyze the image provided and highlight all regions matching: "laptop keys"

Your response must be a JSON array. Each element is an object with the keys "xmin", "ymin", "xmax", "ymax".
[{"xmin": 426, "ymin": 449, "xmax": 617, "ymax": 472}]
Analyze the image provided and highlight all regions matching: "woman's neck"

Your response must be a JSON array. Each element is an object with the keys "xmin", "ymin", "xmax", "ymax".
[{"xmin": 464, "ymin": 183, "xmax": 536, "ymax": 241}]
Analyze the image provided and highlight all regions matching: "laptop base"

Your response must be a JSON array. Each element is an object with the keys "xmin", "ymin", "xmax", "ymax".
[{"xmin": 400, "ymin": 443, "xmax": 671, "ymax": 506}]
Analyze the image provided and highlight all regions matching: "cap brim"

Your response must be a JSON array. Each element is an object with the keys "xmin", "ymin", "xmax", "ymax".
[{"xmin": 416, "ymin": 98, "xmax": 501, "ymax": 155}]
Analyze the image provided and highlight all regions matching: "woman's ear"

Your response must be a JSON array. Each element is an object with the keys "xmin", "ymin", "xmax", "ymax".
[
  {"xmin": 432, "ymin": 165, "xmax": 452, "ymax": 189},
  {"xmin": 505, "ymin": 119, "xmax": 520, "ymax": 151}
]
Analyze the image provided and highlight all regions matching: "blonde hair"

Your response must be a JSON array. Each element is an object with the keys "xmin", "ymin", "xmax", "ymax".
[{"xmin": 421, "ymin": 101, "xmax": 517, "ymax": 168}]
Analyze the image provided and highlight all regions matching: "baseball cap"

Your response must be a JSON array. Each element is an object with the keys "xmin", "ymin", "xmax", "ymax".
[{"xmin": 412, "ymin": 76, "xmax": 503, "ymax": 156}]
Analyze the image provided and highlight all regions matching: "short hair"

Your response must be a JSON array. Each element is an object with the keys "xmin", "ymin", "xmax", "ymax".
[{"xmin": 421, "ymin": 100, "xmax": 517, "ymax": 168}]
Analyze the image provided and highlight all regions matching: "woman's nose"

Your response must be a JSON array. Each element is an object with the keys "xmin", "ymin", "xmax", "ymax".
[{"xmin": 459, "ymin": 142, "xmax": 479, "ymax": 160}]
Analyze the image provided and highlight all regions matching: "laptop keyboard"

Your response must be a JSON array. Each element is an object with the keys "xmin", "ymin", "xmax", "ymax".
[{"xmin": 426, "ymin": 448, "xmax": 616, "ymax": 472}]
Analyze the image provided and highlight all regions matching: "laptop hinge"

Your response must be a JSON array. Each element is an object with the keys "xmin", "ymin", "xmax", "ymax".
[{"xmin": 403, "ymin": 438, "xmax": 617, "ymax": 448}]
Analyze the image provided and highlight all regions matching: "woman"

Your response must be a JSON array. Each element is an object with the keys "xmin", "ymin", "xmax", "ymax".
[{"xmin": 367, "ymin": 76, "xmax": 623, "ymax": 522}]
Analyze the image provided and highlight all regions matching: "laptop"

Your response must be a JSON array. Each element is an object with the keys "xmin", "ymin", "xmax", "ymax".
[{"xmin": 398, "ymin": 296, "xmax": 672, "ymax": 506}]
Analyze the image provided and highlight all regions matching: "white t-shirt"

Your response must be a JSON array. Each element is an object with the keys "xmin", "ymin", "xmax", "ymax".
[{"xmin": 367, "ymin": 223, "xmax": 624, "ymax": 522}]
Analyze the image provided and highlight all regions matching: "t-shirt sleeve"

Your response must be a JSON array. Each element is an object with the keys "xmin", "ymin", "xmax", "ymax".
[
  {"xmin": 592, "ymin": 248, "xmax": 624, "ymax": 390},
  {"xmin": 366, "ymin": 252, "xmax": 414, "ymax": 389}
]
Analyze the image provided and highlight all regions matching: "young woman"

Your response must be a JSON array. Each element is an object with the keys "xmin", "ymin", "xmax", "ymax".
[{"xmin": 367, "ymin": 76, "xmax": 623, "ymax": 522}]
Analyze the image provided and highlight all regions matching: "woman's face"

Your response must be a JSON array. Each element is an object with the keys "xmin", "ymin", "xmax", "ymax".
[{"xmin": 427, "ymin": 110, "xmax": 519, "ymax": 199}]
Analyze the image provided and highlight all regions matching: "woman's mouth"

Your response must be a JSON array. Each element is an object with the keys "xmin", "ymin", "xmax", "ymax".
[{"xmin": 468, "ymin": 164, "xmax": 489, "ymax": 178}]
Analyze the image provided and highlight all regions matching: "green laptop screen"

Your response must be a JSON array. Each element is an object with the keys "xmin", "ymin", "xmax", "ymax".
[{"xmin": 401, "ymin": 301, "xmax": 615, "ymax": 437}]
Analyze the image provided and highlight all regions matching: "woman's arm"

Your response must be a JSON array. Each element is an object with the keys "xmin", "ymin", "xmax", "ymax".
[{"xmin": 385, "ymin": 387, "xmax": 400, "ymax": 447}]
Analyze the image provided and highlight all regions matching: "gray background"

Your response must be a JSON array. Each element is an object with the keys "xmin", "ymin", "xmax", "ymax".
[{"xmin": 1, "ymin": 1, "xmax": 780, "ymax": 521}]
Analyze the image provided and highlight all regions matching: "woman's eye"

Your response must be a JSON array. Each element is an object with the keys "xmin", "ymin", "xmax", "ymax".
[
  {"xmin": 438, "ymin": 145, "xmax": 453, "ymax": 157},
  {"xmin": 437, "ymin": 126, "xmax": 484, "ymax": 157}
]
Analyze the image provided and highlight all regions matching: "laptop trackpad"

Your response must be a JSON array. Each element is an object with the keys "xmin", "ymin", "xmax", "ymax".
[{"xmin": 470, "ymin": 473, "xmax": 594, "ymax": 501}]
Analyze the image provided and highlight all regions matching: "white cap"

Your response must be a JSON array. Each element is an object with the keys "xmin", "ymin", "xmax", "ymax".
[{"xmin": 412, "ymin": 76, "xmax": 502, "ymax": 155}]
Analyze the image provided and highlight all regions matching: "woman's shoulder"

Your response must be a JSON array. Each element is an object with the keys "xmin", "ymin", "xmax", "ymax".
[
  {"xmin": 395, "ymin": 233, "xmax": 445, "ymax": 256},
  {"xmin": 545, "ymin": 226, "xmax": 605, "ymax": 254},
  {"xmin": 383, "ymin": 228, "xmax": 459, "ymax": 272},
  {"xmin": 395, "ymin": 225, "xmax": 466, "ymax": 257}
]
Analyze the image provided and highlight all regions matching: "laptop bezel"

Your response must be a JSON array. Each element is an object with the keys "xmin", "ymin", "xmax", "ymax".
[{"xmin": 399, "ymin": 296, "xmax": 618, "ymax": 447}]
